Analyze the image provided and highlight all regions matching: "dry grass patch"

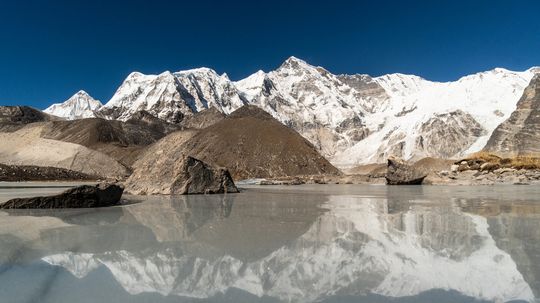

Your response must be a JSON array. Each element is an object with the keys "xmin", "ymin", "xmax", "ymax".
[{"xmin": 464, "ymin": 151, "xmax": 540, "ymax": 170}]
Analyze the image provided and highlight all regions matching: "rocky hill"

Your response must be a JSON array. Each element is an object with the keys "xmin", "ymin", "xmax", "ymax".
[
  {"xmin": 127, "ymin": 106, "xmax": 340, "ymax": 192},
  {"xmin": 484, "ymin": 74, "xmax": 540, "ymax": 156},
  {"xmin": 39, "ymin": 116, "xmax": 178, "ymax": 167},
  {"xmin": 0, "ymin": 106, "xmax": 58, "ymax": 132}
]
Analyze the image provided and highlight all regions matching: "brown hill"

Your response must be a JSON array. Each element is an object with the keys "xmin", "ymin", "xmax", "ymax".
[
  {"xmin": 177, "ymin": 105, "xmax": 340, "ymax": 179},
  {"xmin": 125, "ymin": 110, "xmax": 181, "ymax": 134},
  {"xmin": 179, "ymin": 107, "xmax": 226, "ymax": 129},
  {"xmin": 0, "ymin": 125, "xmax": 130, "ymax": 179},
  {"xmin": 128, "ymin": 105, "xmax": 340, "ymax": 192},
  {"xmin": 0, "ymin": 106, "xmax": 58, "ymax": 132},
  {"xmin": 39, "ymin": 117, "xmax": 178, "ymax": 167}
]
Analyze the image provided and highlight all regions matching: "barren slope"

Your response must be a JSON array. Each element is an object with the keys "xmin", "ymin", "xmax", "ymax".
[
  {"xmin": 0, "ymin": 125, "xmax": 130, "ymax": 179},
  {"xmin": 128, "ymin": 106, "xmax": 340, "ymax": 193}
]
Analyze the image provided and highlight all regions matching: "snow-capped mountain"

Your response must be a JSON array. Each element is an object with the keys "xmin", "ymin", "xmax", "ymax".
[
  {"xmin": 45, "ymin": 58, "xmax": 540, "ymax": 166},
  {"xmin": 235, "ymin": 57, "xmax": 376, "ymax": 157},
  {"xmin": 98, "ymin": 68, "xmax": 247, "ymax": 123},
  {"xmin": 333, "ymin": 67, "xmax": 538, "ymax": 166},
  {"xmin": 44, "ymin": 90, "xmax": 103, "ymax": 120},
  {"xmin": 236, "ymin": 58, "xmax": 537, "ymax": 166}
]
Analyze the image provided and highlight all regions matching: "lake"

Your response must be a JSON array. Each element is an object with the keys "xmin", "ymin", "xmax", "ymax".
[{"xmin": 0, "ymin": 184, "xmax": 539, "ymax": 303}]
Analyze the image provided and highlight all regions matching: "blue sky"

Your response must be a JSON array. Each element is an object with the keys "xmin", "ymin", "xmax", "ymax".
[{"xmin": 1, "ymin": 0, "xmax": 539, "ymax": 108}]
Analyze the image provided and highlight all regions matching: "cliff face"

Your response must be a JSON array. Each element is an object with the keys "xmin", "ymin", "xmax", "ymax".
[{"xmin": 485, "ymin": 74, "xmax": 540, "ymax": 155}]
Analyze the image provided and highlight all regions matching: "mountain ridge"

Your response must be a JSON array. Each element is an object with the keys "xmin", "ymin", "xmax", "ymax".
[{"xmin": 43, "ymin": 58, "xmax": 540, "ymax": 167}]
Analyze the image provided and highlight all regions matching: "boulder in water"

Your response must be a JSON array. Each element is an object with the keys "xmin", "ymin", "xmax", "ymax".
[
  {"xmin": 127, "ymin": 156, "xmax": 239, "ymax": 195},
  {"xmin": 0, "ymin": 183, "xmax": 124, "ymax": 209},
  {"xmin": 385, "ymin": 157, "xmax": 427, "ymax": 185}
]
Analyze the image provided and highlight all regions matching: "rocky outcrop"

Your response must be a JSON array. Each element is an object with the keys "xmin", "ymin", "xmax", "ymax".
[
  {"xmin": 0, "ymin": 106, "xmax": 55, "ymax": 124},
  {"xmin": 0, "ymin": 106, "xmax": 58, "ymax": 132},
  {"xmin": 125, "ymin": 110, "xmax": 181, "ymax": 135},
  {"xmin": 414, "ymin": 110, "xmax": 487, "ymax": 159},
  {"xmin": 428, "ymin": 167, "xmax": 540, "ymax": 186},
  {"xmin": 0, "ymin": 164, "xmax": 95, "ymax": 181},
  {"xmin": 0, "ymin": 183, "xmax": 123, "ymax": 209},
  {"xmin": 419, "ymin": 154, "xmax": 540, "ymax": 185},
  {"xmin": 126, "ymin": 156, "xmax": 238, "ymax": 195},
  {"xmin": 385, "ymin": 157, "xmax": 427, "ymax": 185},
  {"xmin": 179, "ymin": 107, "xmax": 225, "ymax": 129},
  {"xmin": 484, "ymin": 74, "xmax": 540, "ymax": 155}
]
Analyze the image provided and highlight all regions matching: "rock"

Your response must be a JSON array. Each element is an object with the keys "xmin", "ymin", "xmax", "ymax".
[
  {"xmin": 480, "ymin": 162, "xmax": 500, "ymax": 172},
  {"xmin": 126, "ymin": 156, "xmax": 239, "ymax": 195},
  {"xmin": 469, "ymin": 163, "xmax": 481, "ymax": 170},
  {"xmin": 450, "ymin": 164, "xmax": 459, "ymax": 172},
  {"xmin": 485, "ymin": 74, "xmax": 540, "ymax": 155},
  {"xmin": 385, "ymin": 157, "xmax": 427, "ymax": 185},
  {"xmin": 458, "ymin": 164, "xmax": 470, "ymax": 172},
  {"xmin": 514, "ymin": 176, "xmax": 530, "ymax": 185},
  {"xmin": 439, "ymin": 170, "xmax": 450, "ymax": 176},
  {"xmin": 258, "ymin": 177, "xmax": 304, "ymax": 186},
  {"xmin": 494, "ymin": 167, "xmax": 516, "ymax": 174},
  {"xmin": 286, "ymin": 178, "xmax": 305, "ymax": 185},
  {"xmin": 259, "ymin": 180, "xmax": 277, "ymax": 185},
  {"xmin": 0, "ymin": 183, "xmax": 123, "ymax": 209}
]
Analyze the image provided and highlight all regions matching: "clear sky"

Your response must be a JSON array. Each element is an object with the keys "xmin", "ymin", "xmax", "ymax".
[{"xmin": 1, "ymin": 0, "xmax": 539, "ymax": 109}]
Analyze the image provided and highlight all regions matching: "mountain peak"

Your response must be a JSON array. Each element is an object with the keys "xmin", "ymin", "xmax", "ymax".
[
  {"xmin": 73, "ymin": 90, "xmax": 91, "ymax": 97},
  {"xmin": 174, "ymin": 67, "xmax": 218, "ymax": 77},
  {"xmin": 44, "ymin": 91, "xmax": 102, "ymax": 120},
  {"xmin": 126, "ymin": 71, "xmax": 145, "ymax": 80},
  {"xmin": 279, "ymin": 56, "xmax": 312, "ymax": 69},
  {"xmin": 285, "ymin": 55, "xmax": 303, "ymax": 63},
  {"xmin": 528, "ymin": 66, "xmax": 540, "ymax": 74}
]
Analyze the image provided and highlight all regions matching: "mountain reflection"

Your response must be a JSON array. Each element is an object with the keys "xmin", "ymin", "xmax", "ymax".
[{"xmin": 1, "ymin": 186, "xmax": 540, "ymax": 303}]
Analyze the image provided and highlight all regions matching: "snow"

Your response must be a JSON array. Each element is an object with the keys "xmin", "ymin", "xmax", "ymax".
[
  {"xmin": 43, "ymin": 90, "xmax": 102, "ymax": 120},
  {"xmin": 332, "ymin": 67, "xmax": 536, "ymax": 166},
  {"xmin": 44, "ymin": 57, "xmax": 540, "ymax": 167},
  {"xmin": 101, "ymin": 67, "xmax": 247, "ymax": 121}
]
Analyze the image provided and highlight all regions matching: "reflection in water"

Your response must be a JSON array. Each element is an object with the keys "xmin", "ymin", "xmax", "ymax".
[{"xmin": 1, "ymin": 185, "xmax": 540, "ymax": 302}]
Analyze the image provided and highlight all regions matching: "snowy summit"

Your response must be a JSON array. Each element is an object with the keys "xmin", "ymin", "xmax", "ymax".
[{"xmin": 44, "ymin": 90, "xmax": 103, "ymax": 120}]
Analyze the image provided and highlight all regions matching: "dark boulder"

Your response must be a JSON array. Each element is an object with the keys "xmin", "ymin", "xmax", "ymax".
[
  {"xmin": 172, "ymin": 156, "xmax": 239, "ymax": 195},
  {"xmin": 126, "ymin": 156, "xmax": 239, "ymax": 195},
  {"xmin": 0, "ymin": 183, "xmax": 124, "ymax": 209},
  {"xmin": 385, "ymin": 157, "xmax": 427, "ymax": 185}
]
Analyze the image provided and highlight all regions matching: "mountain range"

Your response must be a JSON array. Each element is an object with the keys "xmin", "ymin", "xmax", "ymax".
[{"xmin": 44, "ymin": 57, "xmax": 540, "ymax": 168}]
